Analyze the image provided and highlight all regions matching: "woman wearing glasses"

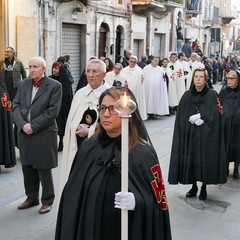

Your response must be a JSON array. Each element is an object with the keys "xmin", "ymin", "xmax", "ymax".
[
  {"xmin": 219, "ymin": 70, "xmax": 240, "ymax": 179},
  {"xmin": 55, "ymin": 87, "xmax": 172, "ymax": 240},
  {"xmin": 168, "ymin": 68, "xmax": 226, "ymax": 200}
]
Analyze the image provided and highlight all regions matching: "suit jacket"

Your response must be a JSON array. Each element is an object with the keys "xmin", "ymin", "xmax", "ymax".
[{"xmin": 12, "ymin": 76, "xmax": 62, "ymax": 169}]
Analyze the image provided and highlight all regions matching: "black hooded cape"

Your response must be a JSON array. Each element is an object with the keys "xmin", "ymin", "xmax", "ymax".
[
  {"xmin": 0, "ymin": 81, "xmax": 16, "ymax": 168},
  {"xmin": 55, "ymin": 131, "xmax": 171, "ymax": 240},
  {"xmin": 219, "ymin": 85, "xmax": 240, "ymax": 162},
  {"xmin": 168, "ymin": 85, "xmax": 226, "ymax": 185}
]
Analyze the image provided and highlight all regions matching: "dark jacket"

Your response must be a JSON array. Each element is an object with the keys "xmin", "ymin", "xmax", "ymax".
[{"xmin": 12, "ymin": 76, "xmax": 62, "ymax": 169}]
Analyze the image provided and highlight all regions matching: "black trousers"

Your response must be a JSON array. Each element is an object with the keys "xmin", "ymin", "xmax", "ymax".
[{"xmin": 22, "ymin": 165, "xmax": 55, "ymax": 205}]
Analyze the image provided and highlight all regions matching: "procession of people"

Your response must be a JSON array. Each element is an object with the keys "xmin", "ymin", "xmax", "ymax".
[{"xmin": 1, "ymin": 44, "xmax": 240, "ymax": 239}]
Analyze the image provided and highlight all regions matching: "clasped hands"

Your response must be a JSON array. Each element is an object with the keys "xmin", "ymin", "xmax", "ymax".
[
  {"xmin": 114, "ymin": 192, "xmax": 135, "ymax": 211},
  {"xmin": 189, "ymin": 113, "xmax": 204, "ymax": 126},
  {"xmin": 76, "ymin": 123, "xmax": 89, "ymax": 138}
]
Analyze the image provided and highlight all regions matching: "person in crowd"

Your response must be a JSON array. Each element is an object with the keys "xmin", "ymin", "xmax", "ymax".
[
  {"xmin": 143, "ymin": 55, "xmax": 169, "ymax": 119},
  {"xmin": 55, "ymin": 87, "xmax": 172, "ymax": 240},
  {"xmin": 0, "ymin": 47, "xmax": 27, "ymax": 101},
  {"xmin": 178, "ymin": 53, "xmax": 191, "ymax": 90},
  {"xmin": 0, "ymin": 47, "xmax": 27, "ymax": 148},
  {"xmin": 105, "ymin": 63, "xmax": 127, "ymax": 87},
  {"xmin": 64, "ymin": 55, "xmax": 74, "ymax": 84},
  {"xmin": 166, "ymin": 53, "xmax": 185, "ymax": 115},
  {"xmin": 138, "ymin": 55, "xmax": 148, "ymax": 69},
  {"xmin": 212, "ymin": 59, "xmax": 219, "ymax": 85},
  {"xmin": 115, "ymin": 55, "xmax": 123, "ymax": 64},
  {"xmin": 160, "ymin": 58, "xmax": 169, "ymax": 89},
  {"xmin": 176, "ymin": 27, "xmax": 184, "ymax": 53},
  {"xmin": 219, "ymin": 70, "xmax": 240, "ymax": 179},
  {"xmin": 104, "ymin": 58, "xmax": 114, "ymax": 73},
  {"xmin": 75, "ymin": 56, "xmax": 97, "ymax": 92},
  {"xmin": 181, "ymin": 38, "xmax": 192, "ymax": 58},
  {"xmin": 49, "ymin": 61, "xmax": 73, "ymax": 151},
  {"xmin": 59, "ymin": 59, "xmax": 109, "ymax": 194},
  {"xmin": 217, "ymin": 58, "xmax": 224, "ymax": 82},
  {"xmin": 202, "ymin": 57, "xmax": 213, "ymax": 89},
  {"xmin": 122, "ymin": 49, "xmax": 132, "ymax": 67},
  {"xmin": 0, "ymin": 70, "xmax": 16, "ymax": 172},
  {"xmin": 168, "ymin": 68, "xmax": 226, "ymax": 201},
  {"xmin": 12, "ymin": 56, "xmax": 62, "ymax": 214},
  {"xmin": 121, "ymin": 55, "xmax": 147, "ymax": 120}
]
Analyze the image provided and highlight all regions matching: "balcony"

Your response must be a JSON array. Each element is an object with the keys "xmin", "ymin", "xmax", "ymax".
[
  {"xmin": 158, "ymin": 0, "xmax": 183, "ymax": 13},
  {"xmin": 220, "ymin": 7, "xmax": 238, "ymax": 24},
  {"xmin": 185, "ymin": 0, "xmax": 202, "ymax": 18},
  {"xmin": 132, "ymin": 0, "xmax": 165, "ymax": 14}
]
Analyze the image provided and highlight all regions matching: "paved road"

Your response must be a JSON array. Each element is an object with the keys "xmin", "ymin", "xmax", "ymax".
[{"xmin": 1, "ymin": 83, "xmax": 240, "ymax": 240}]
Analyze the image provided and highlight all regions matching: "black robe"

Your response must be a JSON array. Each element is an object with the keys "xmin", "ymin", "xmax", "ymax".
[
  {"xmin": 168, "ymin": 85, "xmax": 226, "ymax": 185},
  {"xmin": 55, "ymin": 131, "xmax": 172, "ymax": 240},
  {"xmin": 0, "ymin": 81, "xmax": 16, "ymax": 168},
  {"xmin": 49, "ymin": 66, "xmax": 73, "ymax": 136},
  {"xmin": 219, "ymin": 85, "xmax": 240, "ymax": 163}
]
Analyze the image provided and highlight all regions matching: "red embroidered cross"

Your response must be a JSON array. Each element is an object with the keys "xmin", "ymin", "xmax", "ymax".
[
  {"xmin": 176, "ymin": 69, "xmax": 183, "ymax": 77},
  {"xmin": 1, "ymin": 93, "xmax": 11, "ymax": 111},
  {"xmin": 151, "ymin": 164, "xmax": 168, "ymax": 210}
]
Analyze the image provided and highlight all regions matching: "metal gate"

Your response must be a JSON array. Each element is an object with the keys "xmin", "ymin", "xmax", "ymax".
[
  {"xmin": 133, "ymin": 40, "xmax": 140, "ymax": 60},
  {"xmin": 154, "ymin": 34, "xmax": 161, "ymax": 57},
  {"xmin": 62, "ymin": 23, "xmax": 81, "ymax": 91}
]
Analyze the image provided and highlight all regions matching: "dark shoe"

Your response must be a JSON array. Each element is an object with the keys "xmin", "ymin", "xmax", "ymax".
[
  {"xmin": 18, "ymin": 200, "xmax": 39, "ymax": 210},
  {"xmin": 233, "ymin": 171, "xmax": 239, "ymax": 179},
  {"xmin": 186, "ymin": 186, "xmax": 198, "ymax": 198},
  {"xmin": 199, "ymin": 189, "xmax": 207, "ymax": 201},
  {"xmin": 58, "ymin": 142, "xmax": 63, "ymax": 152},
  {"xmin": 39, "ymin": 204, "xmax": 52, "ymax": 214},
  {"xmin": 233, "ymin": 163, "xmax": 239, "ymax": 179}
]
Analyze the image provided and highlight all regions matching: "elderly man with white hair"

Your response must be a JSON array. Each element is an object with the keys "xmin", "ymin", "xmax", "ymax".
[
  {"xmin": 59, "ymin": 59, "xmax": 109, "ymax": 194},
  {"xmin": 122, "ymin": 55, "xmax": 147, "ymax": 120},
  {"xmin": 12, "ymin": 56, "xmax": 62, "ymax": 214}
]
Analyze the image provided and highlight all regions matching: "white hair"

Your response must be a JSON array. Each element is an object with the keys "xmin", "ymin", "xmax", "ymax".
[
  {"xmin": 29, "ymin": 56, "xmax": 46, "ymax": 67},
  {"xmin": 86, "ymin": 59, "xmax": 106, "ymax": 73}
]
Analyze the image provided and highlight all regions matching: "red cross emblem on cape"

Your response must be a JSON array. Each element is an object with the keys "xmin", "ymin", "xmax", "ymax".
[
  {"xmin": 151, "ymin": 164, "xmax": 168, "ymax": 210},
  {"xmin": 1, "ymin": 93, "xmax": 11, "ymax": 111},
  {"xmin": 217, "ymin": 98, "xmax": 223, "ymax": 115},
  {"xmin": 176, "ymin": 69, "xmax": 183, "ymax": 77}
]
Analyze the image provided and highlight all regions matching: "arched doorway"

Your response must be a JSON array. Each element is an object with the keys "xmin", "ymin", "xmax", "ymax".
[{"xmin": 99, "ymin": 23, "xmax": 109, "ymax": 58}]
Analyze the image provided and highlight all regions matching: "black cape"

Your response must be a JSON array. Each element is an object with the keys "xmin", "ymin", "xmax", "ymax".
[
  {"xmin": 0, "ymin": 81, "xmax": 16, "ymax": 168},
  {"xmin": 168, "ymin": 86, "xmax": 226, "ymax": 184},
  {"xmin": 219, "ymin": 85, "xmax": 240, "ymax": 162},
  {"xmin": 49, "ymin": 66, "xmax": 73, "ymax": 136},
  {"xmin": 55, "ymin": 131, "xmax": 172, "ymax": 240}
]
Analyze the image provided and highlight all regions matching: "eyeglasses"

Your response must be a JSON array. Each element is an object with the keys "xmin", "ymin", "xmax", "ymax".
[
  {"xmin": 115, "ymin": 68, "xmax": 121, "ymax": 70},
  {"xmin": 226, "ymin": 77, "xmax": 237, "ymax": 80},
  {"xmin": 97, "ymin": 105, "xmax": 118, "ymax": 115},
  {"xmin": 129, "ymin": 61, "xmax": 136, "ymax": 63}
]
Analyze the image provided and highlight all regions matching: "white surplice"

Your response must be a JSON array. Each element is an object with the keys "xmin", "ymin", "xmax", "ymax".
[
  {"xmin": 143, "ymin": 64, "xmax": 169, "ymax": 115},
  {"xmin": 122, "ymin": 65, "xmax": 147, "ymax": 120}
]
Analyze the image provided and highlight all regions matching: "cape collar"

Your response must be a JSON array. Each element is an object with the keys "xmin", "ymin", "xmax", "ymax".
[
  {"xmin": 84, "ymin": 81, "xmax": 108, "ymax": 97},
  {"xmin": 191, "ymin": 84, "xmax": 209, "ymax": 96}
]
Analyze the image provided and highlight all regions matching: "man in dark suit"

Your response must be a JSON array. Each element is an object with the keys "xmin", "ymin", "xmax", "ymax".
[{"xmin": 12, "ymin": 56, "xmax": 62, "ymax": 214}]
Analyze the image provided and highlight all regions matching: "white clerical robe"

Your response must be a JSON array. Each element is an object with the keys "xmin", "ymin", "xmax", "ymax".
[
  {"xmin": 122, "ymin": 65, "xmax": 147, "ymax": 120},
  {"xmin": 105, "ymin": 71, "xmax": 126, "ymax": 86},
  {"xmin": 59, "ymin": 82, "xmax": 109, "ymax": 195},
  {"xmin": 143, "ymin": 64, "xmax": 169, "ymax": 115},
  {"xmin": 166, "ymin": 61, "xmax": 185, "ymax": 107},
  {"xmin": 181, "ymin": 60, "xmax": 192, "ymax": 90}
]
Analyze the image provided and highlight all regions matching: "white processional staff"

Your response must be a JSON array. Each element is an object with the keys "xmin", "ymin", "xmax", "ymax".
[{"xmin": 114, "ymin": 92, "xmax": 136, "ymax": 240}]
